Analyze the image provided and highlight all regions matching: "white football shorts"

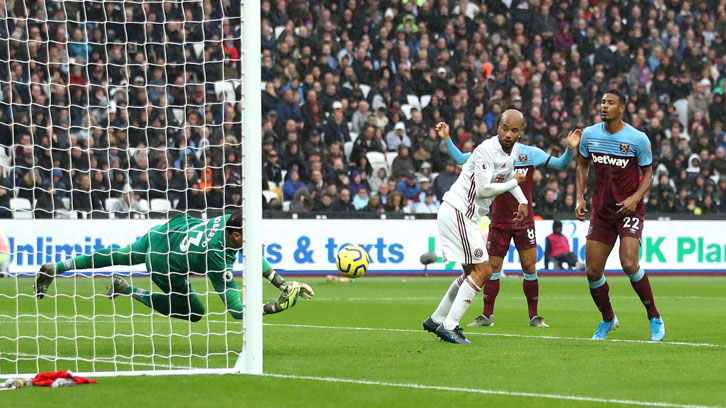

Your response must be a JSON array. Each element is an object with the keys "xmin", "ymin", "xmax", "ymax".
[{"xmin": 437, "ymin": 202, "xmax": 488, "ymax": 265}]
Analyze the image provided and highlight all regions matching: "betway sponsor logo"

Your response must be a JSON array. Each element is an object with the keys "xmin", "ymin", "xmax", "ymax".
[
  {"xmin": 591, "ymin": 153, "xmax": 629, "ymax": 168},
  {"xmin": 514, "ymin": 168, "xmax": 529, "ymax": 176}
]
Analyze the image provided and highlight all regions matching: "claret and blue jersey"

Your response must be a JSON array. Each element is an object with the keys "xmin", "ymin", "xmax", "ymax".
[
  {"xmin": 445, "ymin": 138, "xmax": 573, "ymax": 226},
  {"xmin": 579, "ymin": 122, "xmax": 653, "ymax": 218}
]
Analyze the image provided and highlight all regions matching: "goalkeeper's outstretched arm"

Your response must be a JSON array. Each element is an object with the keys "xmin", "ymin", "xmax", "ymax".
[
  {"xmin": 262, "ymin": 259, "xmax": 315, "ymax": 299},
  {"xmin": 210, "ymin": 259, "xmax": 314, "ymax": 319}
]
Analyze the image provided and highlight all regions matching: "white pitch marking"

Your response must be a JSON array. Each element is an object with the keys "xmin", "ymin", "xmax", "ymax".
[
  {"xmin": 2, "ymin": 353, "xmax": 721, "ymax": 407},
  {"xmin": 258, "ymin": 373, "xmax": 723, "ymax": 408},
  {"xmin": 3, "ymin": 352, "xmax": 189, "ymax": 370},
  {"xmin": 0, "ymin": 318, "xmax": 723, "ymax": 348},
  {"xmin": 263, "ymin": 322, "xmax": 724, "ymax": 348}
]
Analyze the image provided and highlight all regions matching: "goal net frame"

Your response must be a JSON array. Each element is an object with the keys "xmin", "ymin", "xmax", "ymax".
[{"xmin": 0, "ymin": 0, "xmax": 262, "ymax": 378}]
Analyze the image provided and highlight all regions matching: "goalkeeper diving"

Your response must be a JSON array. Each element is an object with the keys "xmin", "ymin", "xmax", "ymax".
[{"xmin": 34, "ymin": 213, "xmax": 314, "ymax": 321}]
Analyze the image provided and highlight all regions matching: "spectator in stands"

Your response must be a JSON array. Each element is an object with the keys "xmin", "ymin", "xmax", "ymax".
[
  {"xmin": 351, "ymin": 100, "xmax": 371, "ymax": 135},
  {"xmin": 289, "ymin": 187, "xmax": 312, "ymax": 213},
  {"xmin": 712, "ymin": 147, "xmax": 726, "ymax": 176},
  {"xmin": 367, "ymin": 167, "xmax": 388, "ymax": 195},
  {"xmin": 313, "ymin": 192, "xmax": 334, "ymax": 212},
  {"xmin": 323, "ymin": 102, "xmax": 351, "ymax": 146},
  {"xmin": 386, "ymin": 122, "xmax": 411, "ymax": 153},
  {"xmin": 396, "ymin": 172, "xmax": 421, "ymax": 201},
  {"xmin": 364, "ymin": 193, "xmax": 385, "ymax": 213},
  {"xmin": 351, "ymin": 124, "xmax": 386, "ymax": 165},
  {"xmin": 416, "ymin": 177, "xmax": 433, "ymax": 202},
  {"xmin": 0, "ymin": 171, "xmax": 12, "ymax": 218},
  {"xmin": 276, "ymin": 89, "xmax": 303, "ymax": 125},
  {"xmin": 3, "ymin": 0, "xmax": 726, "ymax": 220},
  {"xmin": 390, "ymin": 144, "xmax": 415, "ymax": 180},
  {"xmin": 282, "ymin": 169, "xmax": 305, "ymax": 201},
  {"xmin": 348, "ymin": 171, "xmax": 369, "ymax": 196},
  {"xmin": 280, "ymin": 141, "xmax": 306, "ymax": 175},
  {"xmin": 263, "ymin": 149, "xmax": 283, "ymax": 187},
  {"xmin": 545, "ymin": 221, "xmax": 580, "ymax": 270},
  {"xmin": 329, "ymin": 187, "xmax": 355, "ymax": 213},
  {"xmin": 72, "ymin": 174, "xmax": 104, "ymax": 218},
  {"xmin": 110, "ymin": 184, "xmax": 143, "ymax": 218},
  {"xmin": 261, "ymin": 83, "xmax": 279, "ymax": 118},
  {"xmin": 352, "ymin": 187, "xmax": 370, "ymax": 211},
  {"xmin": 538, "ymin": 190, "xmax": 559, "ymax": 219},
  {"xmin": 385, "ymin": 190, "xmax": 409, "ymax": 214},
  {"xmin": 687, "ymin": 81, "xmax": 712, "ymax": 121},
  {"xmin": 414, "ymin": 191, "xmax": 440, "ymax": 214},
  {"xmin": 432, "ymin": 160, "xmax": 457, "ymax": 201}
]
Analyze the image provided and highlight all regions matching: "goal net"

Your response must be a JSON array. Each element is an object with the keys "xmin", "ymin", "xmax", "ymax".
[{"xmin": 0, "ymin": 0, "xmax": 262, "ymax": 377}]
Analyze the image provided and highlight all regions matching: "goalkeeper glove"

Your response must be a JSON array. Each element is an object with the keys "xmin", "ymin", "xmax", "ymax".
[
  {"xmin": 288, "ymin": 281, "xmax": 314, "ymax": 299},
  {"xmin": 276, "ymin": 282, "xmax": 300, "ymax": 311},
  {"xmin": 34, "ymin": 263, "xmax": 58, "ymax": 299}
]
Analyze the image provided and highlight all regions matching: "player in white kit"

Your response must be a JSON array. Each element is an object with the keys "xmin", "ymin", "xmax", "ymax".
[{"xmin": 423, "ymin": 110, "xmax": 528, "ymax": 344}]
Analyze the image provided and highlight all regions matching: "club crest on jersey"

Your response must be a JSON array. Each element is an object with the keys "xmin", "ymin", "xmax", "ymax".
[
  {"xmin": 519, "ymin": 155, "xmax": 528, "ymax": 163},
  {"xmin": 486, "ymin": 241, "xmax": 492, "ymax": 249},
  {"xmin": 474, "ymin": 248, "xmax": 484, "ymax": 258},
  {"xmin": 620, "ymin": 143, "xmax": 630, "ymax": 153}
]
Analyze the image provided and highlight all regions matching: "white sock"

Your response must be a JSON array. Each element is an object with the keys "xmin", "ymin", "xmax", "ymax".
[
  {"xmin": 444, "ymin": 276, "xmax": 481, "ymax": 330},
  {"xmin": 431, "ymin": 274, "xmax": 465, "ymax": 323}
]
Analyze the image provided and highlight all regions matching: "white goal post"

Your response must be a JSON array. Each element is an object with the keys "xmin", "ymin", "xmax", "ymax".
[{"xmin": 0, "ymin": 0, "xmax": 262, "ymax": 378}]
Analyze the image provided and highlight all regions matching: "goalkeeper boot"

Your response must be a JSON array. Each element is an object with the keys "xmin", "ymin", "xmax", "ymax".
[
  {"xmin": 649, "ymin": 317, "xmax": 665, "ymax": 341},
  {"xmin": 34, "ymin": 263, "xmax": 58, "ymax": 299},
  {"xmin": 422, "ymin": 316, "xmax": 439, "ymax": 334},
  {"xmin": 528, "ymin": 315, "xmax": 550, "ymax": 327},
  {"xmin": 591, "ymin": 315, "xmax": 619, "ymax": 340},
  {"xmin": 107, "ymin": 276, "xmax": 130, "ymax": 299},
  {"xmin": 277, "ymin": 283, "xmax": 300, "ymax": 311},
  {"xmin": 467, "ymin": 314, "xmax": 494, "ymax": 327},
  {"xmin": 435, "ymin": 325, "xmax": 472, "ymax": 344}
]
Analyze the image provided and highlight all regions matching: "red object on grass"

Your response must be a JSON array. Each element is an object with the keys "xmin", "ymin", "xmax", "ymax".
[{"xmin": 32, "ymin": 370, "xmax": 97, "ymax": 387}]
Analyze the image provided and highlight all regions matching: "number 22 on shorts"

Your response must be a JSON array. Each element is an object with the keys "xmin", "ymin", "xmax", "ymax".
[{"xmin": 622, "ymin": 217, "xmax": 640, "ymax": 230}]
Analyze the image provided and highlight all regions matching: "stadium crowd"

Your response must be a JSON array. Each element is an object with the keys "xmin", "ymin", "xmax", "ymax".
[{"xmin": 1, "ymin": 0, "xmax": 726, "ymax": 219}]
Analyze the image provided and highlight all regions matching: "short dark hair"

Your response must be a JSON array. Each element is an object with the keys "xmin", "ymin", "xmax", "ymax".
[
  {"xmin": 226, "ymin": 212, "xmax": 242, "ymax": 235},
  {"xmin": 604, "ymin": 88, "xmax": 627, "ymax": 105}
]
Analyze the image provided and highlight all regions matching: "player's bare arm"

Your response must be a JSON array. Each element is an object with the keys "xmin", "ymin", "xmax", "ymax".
[
  {"xmin": 515, "ymin": 203, "xmax": 528, "ymax": 223},
  {"xmin": 513, "ymin": 173, "xmax": 527, "ymax": 222},
  {"xmin": 435, "ymin": 122, "xmax": 450, "ymax": 141},
  {"xmin": 575, "ymin": 155, "xmax": 590, "ymax": 221},
  {"xmin": 616, "ymin": 165, "xmax": 654, "ymax": 216},
  {"xmin": 566, "ymin": 128, "xmax": 583, "ymax": 150}
]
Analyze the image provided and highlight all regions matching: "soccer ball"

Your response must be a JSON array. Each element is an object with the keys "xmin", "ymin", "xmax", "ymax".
[{"xmin": 336, "ymin": 244, "xmax": 370, "ymax": 278}]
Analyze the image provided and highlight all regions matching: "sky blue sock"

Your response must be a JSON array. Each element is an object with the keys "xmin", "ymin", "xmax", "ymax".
[
  {"xmin": 523, "ymin": 272, "xmax": 538, "ymax": 281},
  {"xmin": 588, "ymin": 275, "xmax": 607, "ymax": 289},
  {"xmin": 629, "ymin": 267, "xmax": 645, "ymax": 282},
  {"xmin": 490, "ymin": 272, "xmax": 501, "ymax": 281}
]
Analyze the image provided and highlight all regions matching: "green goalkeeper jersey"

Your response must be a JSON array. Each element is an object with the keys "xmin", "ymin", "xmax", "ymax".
[{"xmin": 145, "ymin": 214, "xmax": 271, "ymax": 319}]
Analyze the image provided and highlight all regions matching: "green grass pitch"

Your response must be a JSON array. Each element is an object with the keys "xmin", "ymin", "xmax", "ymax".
[{"xmin": 1, "ymin": 275, "xmax": 725, "ymax": 407}]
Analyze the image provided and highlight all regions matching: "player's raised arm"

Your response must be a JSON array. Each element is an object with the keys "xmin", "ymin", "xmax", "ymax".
[
  {"xmin": 437, "ymin": 121, "xmax": 471, "ymax": 164},
  {"xmin": 575, "ymin": 155, "xmax": 590, "ymax": 221},
  {"xmin": 544, "ymin": 128, "xmax": 582, "ymax": 170}
]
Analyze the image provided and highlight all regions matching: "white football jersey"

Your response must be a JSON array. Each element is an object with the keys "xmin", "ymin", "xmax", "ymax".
[{"xmin": 442, "ymin": 137, "xmax": 520, "ymax": 222}]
